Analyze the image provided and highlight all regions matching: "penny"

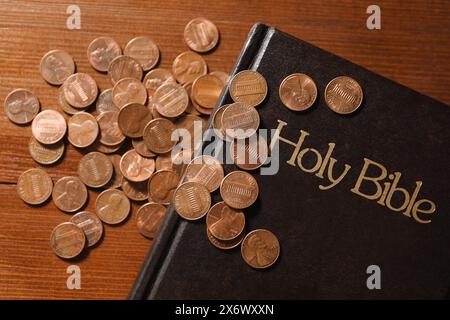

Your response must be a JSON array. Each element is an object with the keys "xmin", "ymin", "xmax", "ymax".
[
  {"xmin": 182, "ymin": 83, "xmax": 201, "ymax": 116},
  {"xmin": 148, "ymin": 102, "xmax": 163, "ymax": 119},
  {"xmin": 50, "ymin": 222, "xmax": 86, "ymax": 259},
  {"xmin": 230, "ymin": 134, "xmax": 269, "ymax": 170},
  {"xmin": 95, "ymin": 189, "xmax": 130, "ymax": 224},
  {"xmin": 221, "ymin": 102, "xmax": 260, "ymax": 139},
  {"xmin": 78, "ymin": 151, "xmax": 113, "ymax": 188},
  {"xmin": 220, "ymin": 171, "xmax": 259, "ymax": 209},
  {"xmin": 119, "ymin": 149, "xmax": 155, "ymax": 182},
  {"xmin": 4, "ymin": 89, "xmax": 40, "ymax": 124},
  {"xmin": 70, "ymin": 211, "xmax": 103, "ymax": 247},
  {"xmin": 206, "ymin": 227, "xmax": 245, "ymax": 250},
  {"xmin": 206, "ymin": 201, "xmax": 245, "ymax": 241},
  {"xmin": 17, "ymin": 168, "xmax": 53, "ymax": 205},
  {"xmin": 185, "ymin": 155, "xmax": 224, "ymax": 192},
  {"xmin": 172, "ymin": 51, "xmax": 207, "ymax": 84},
  {"xmin": 279, "ymin": 73, "xmax": 317, "ymax": 111},
  {"xmin": 325, "ymin": 76, "xmax": 363, "ymax": 114},
  {"xmin": 31, "ymin": 109, "xmax": 67, "ymax": 145},
  {"xmin": 174, "ymin": 182, "xmax": 211, "ymax": 220},
  {"xmin": 67, "ymin": 112, "xmax": 99, "ymax": 148},
  {"xmin": 143, "ymin": 118, "xmax": 177, "ymax": 154},
  {"xmin": 124, "ymin": 36, "xmax": 160, "ymax": 71},
  {"xmin": 95, "ymin": 88, "xmax": 119, "ymax": 114},
  {"xmin": 210, "ymin": 71, "xmax": 229, "ymax": 85},
  {"xmin": 52, "ymin": 176, "xmax": 87, "ymax": 212},
  {"xmin": 104, "ymin": 154, "xmax": 123, "ymax": 189},
  {"xmin": 29, "ymin": 136, "xmax": 64, "ymax": 165},
  {"xmin": 87, "ymin": 36, "xmax": 122, "ymax": 72},
  {"xmin": 121, "ymin": 179, "xmax": 148, "ymax": 201},
  {"xmin": 241, "ymin": 229, "xmax": 280, "ymax": 269},
  {"xmin": 155, "ymin": 153, "xmax": 174, "ymax": 172},
  {"xmin": 229, "ymin": 70, "xmax": 267, "ymax": 107},
  {"xmin": 174, "ymin": 114, "xmax": 205, "ymax": 152},
  {"xmin": 96, "ymin": 111, "xmax": 125, "ymax": 146},
  {"xmin": 63, "ymin": 73, "xmax": 98, "ymax": 109},
  {"xmin": 112, "ymin": 78, "xmax": 147, "ymax": 109},
  {"xmin": 132, "ymin": 138, "xmax": 155, "ymax": 158},
  {"xmin": 58, "ymin": 85, "xmax": 80, "ymax": 115},
  {"xmin": 147, "ymin": 170, "xmax": 179, "ymax": 205},
  {"xmin": 40, "ymin": 49, "xmax": 75, "ymax": 85},
  {"xmin": 191, "ymin": 74, "xmax": 223, "ymax": 109},
  {"xmin": 184, "ymin": 18, "xmax": 219, "ymax": 53},
  {"xmin": 212, "ymin": 104, "xmax": 231, "ymax": 141},
  {"xmin": 93, "ymin": 139, "xmax": 124, "ymax": 154},
  {"xmin": 191, "ymin": 95, "xmax": 213, "ymax": 115},
  {"xmin": 143, "ymin": 68, "xmax": 176, "ymax": 100},
  {"xmin": 136, "ymin": 203, "xmax": 167, "ymax": 239},
  {"xmin": 117, "ymin": 103, "xmax": 152, "ymax": 138},
  {"xmin": 108, "ymin": 55, "xmax": 143, "ymax": 85},
  {"xmin": 154, "ymin": 83, "xmax": 188, "ymax": 118}
]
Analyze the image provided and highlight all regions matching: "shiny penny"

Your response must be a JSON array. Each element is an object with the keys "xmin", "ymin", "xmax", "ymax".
[
  {"xmin": 136, "ymin": 202, "xmax": 167, "ymax": 239},
  {"xmin": 132, "ymin": 138, "xmax": 155, "ymax": 158},
  {"xmin": 87, "ymin": 36, "xmax": 122, "ymax": 72},
  {"xmin": 95, "ymin": 189, "xmax": 130, "ymax": 225},
  {"xmin": 117, "ymin": 103, "xmax": 152, "ymax": 138},
  {"xmin": 325, "ymin": 76, "xmax": 363, "ymax": 114},
  {"xmin": 58, "ymin": 85, "xmax": 80, "ymax": 115},
  {"xmin": 206, "ymin": 227, "xmax": 245, "ymax": 250},
  {"xmin": 230, "ymin": 70, "xmax": 267, "ymax": 107},
  {"xmin": 108, "ymin": 55, "xmax": 143, "ymax": 85},
  {"xmin": 206, "ymin": 201, "xmax": 245, "ymax": 241},
  {"xmin": 95, "ymin": 88, "xmax": 119, "ymax": 114},
  {"xmin": 174, "ymin": 182, "xmax": 211, "ymax": 220},
  {"xmin": 40, "ymin": 49, "xmax": 75, "ymax": 85},
  {"xmin": 221, "ymin": 102, "xmax": 260, "ymax": 139},
  {"xmin": 279, "ymin": 73, "xmax": 318, "ymax": 111},
  {"xmin": 50, "ymin": 222, "xmax": 86, "ymax": 259},
  {"xmin": 191, "ymin": 74, "xmax": 223, "ymax": 109},
  {"xmin": 119, "ymin": 149, "xmax": 155, "ymax": 182},
  {"xmin": 184, "ymin": 18, "xmax": 219, "ymax": 53},
  {"xmin": 96, "ymin": 111, "xmax": 126, "ymax": 146},
  {"xmin": 112, "ymin": 78, "xmax": 147, "ymax": 109},
  {"xmin": 124, "ymin": 36, "xmax": 160, "ymax": 71},
  {"xmin": 70, "ymin": 211, "xmax": 103, "ymax": 247},
  {"xmin": 63, "ymin": 73, "xmax": 98, "ymax": 109},
  {"xmin": 52, "ymin": 176, "xmax": 87, "ymax": 213},
  {"xmin": 28, "ymin": 136, "xmax": 64, "ymax": 165},
  {"xmin": 154, "ymin": 83, "xmax": 188, "ymax": 118},
  {"xmin": 4, "ymin": 89, "xmax": 40, "ymax": 124},
  {"xmin": 104, "ymin": 154, "xmax": 123, "ymax": 189},
  {"xmin": 220, "ymin": 171, "xmax": 259, "ymax": 209},
  {"xmin": 172, "ymin": 51, "xmax": 207, "ymax": 84},
  {"xmin": 78, "ymin": 151, "xmax": 113, "ymax": 188},
  {"xmin": 230, "ymin": 134, "xmax": 269, "ymax": 170},
  {"xmin": 241, "ymin": 229, "xmax": 280, "ymax": 269},
  {"xmin": 121, "ymin": 179, "xmax": 148, "ymax": 201},
  {"xmin": 185, "ymin": 155, "xmax": 224, "ymax": 192},
  {"xmin": 17, "ymin": 168, "xmax": 53, "ymax": 205},
  {"xmin": 68, "ymin": 112, "xmax": 99, "ymax": 148},
  {"xmin": 143, "ymin": 68, "xmax": 176, "ymax": 100},
  {"xmin": 143, "ymin": 118, "xmax": 177, "ymax": 154},
  {"xmin": 31, "ymin": 109, "xmax": 67, "ymax": 145},
  {"xmin": 148, "ymin": 170, "xmax": 180, "ymax": 205}
]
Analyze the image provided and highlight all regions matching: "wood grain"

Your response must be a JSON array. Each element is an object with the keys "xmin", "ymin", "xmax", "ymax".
[{"xmin": 0, "ymin": 0, "xmax": 449, "ymax": 299}]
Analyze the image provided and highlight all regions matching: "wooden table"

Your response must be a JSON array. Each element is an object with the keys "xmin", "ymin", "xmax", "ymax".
[{"xmin": 0, "ymin": 0, "xmax": 448, "ymax": 300}]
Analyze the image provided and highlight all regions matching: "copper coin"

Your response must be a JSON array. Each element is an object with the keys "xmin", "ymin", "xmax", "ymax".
[
  {"xmin": 104, "ymin": 154, "xmax": 123, "ymax": 189},
  {"xmin": 229, "ymin": 70, "xmax": 267, "ymax": 107},
  {"xmin": 87, "ymin": 36, "xmax": 122, "ymax": 72},
  {"xmin": 174, "ymin": 182, "xmax": 211, "ymax": 220},
  {"xmin": 230, "ymin": 134, "xmax": 269, "ymax": 170},
  {"xmin": 112, "ymin": 78, "xmax": 147, "ymax": 109},
  {"xmin": 206, "ymin": 227, "xmax": 245, "ymax": 250},
  {"xmin": 124, "ymin": 36, "xmax": 160, "ymax": 71},
  {"xmin": 68, "ymin": 112, "xmax": 99, "ymax": 148},
  {"xmin": 58, "ymin": 85, "xmax": 80, "ymax": 115},
  {"xmin": 220, "ymin": 171, "xmax": 259, "ymax": 209},
  {"xmin": 154, "ymin": 83, "xmax": 188, "ymax": 118},
  {"xmin": 143, "ymin": 118, "xmax": 177, "ymax": 154},
  {"xmin": 136, "ymin": 203, "xmax": 167, "ymax": 239},
  {"xmin": 40, "ymin": 49, "xmax": 75, "ymax": 85},
  {"xmin": 132, "ymin": 138, "xmax": 155, "ymax": 158},
  {"xmin": 52, "ymin": 176, "xmax": 87, "ymax": 212},
  {"xmin": 78, "ymin": 151, "xmax": 113, "ymax": 188},
  {"xmin": 191, "ymin": 95, "xmax": 213, "ymax": 115},
  {"xmin": 191, "ymin": 74, "xmax": 223, "ymax": 109},
  {"xmin": 185, "ymin": 155, "xmax": 224, "ymax": 192},
  {"xmin": 206, "ymin": 201, "xmax": 245, "ymax": 241},
  {"xmin": 31, "ymin": 109, "xmax": 67, "ymax": 145},
  {"xmin": 184, "ymin": 18, "xmax": 219, "ymax": 53},
  {"xmin": 172, "ymin": 51, "xmax": 207, "ymax": 84},
  {"xmin": 174, "ymin": 114, "xmax": 206, "ymax": 152},
  {"xmin": 212, "ymin": 104, "xmax": 231, "ymax": 141},
  {"xmin": 117, "ymin": 103, "xmax": 152, "ymax": 138},
  {"xmin": 108, "ymin": 55, "xmax": 143, "ymax": 85},
  {"xmin": 95, "ymin": 189, "xmax": 130, "ymax": 224},
  {"xmin": 63, "ymin": 73, "xmax": 98, "ymax": 109},
  {"xmin": 50, "ymin": 222, "xmax": 86, "ymax": 259},
  {"xmin": 119, "ymin": 149, "xmax": 155, "ymax": 182},
  {"xmin": 279, "ymin": 73, "xmax": 317, "ymax": 111},
  {"xmin": 210, "ymin": 71, "xmax": 229, "ymax": 85},
  {"xmin": 221, "ymin": 102, "xmax": 260, "ymax": 139},
  {"xmin": 28, "ymin": 136, "xmax": 64, "ymax": 165},
  {"xmin": 143, "ymin": 68, "xmax": 176, "ymax": 100},
  {"xmin": 325, "ymin": 76, "xmax": 363, "ymax": 114},
  {"xmin": 93, "ymin": 139, "xmax": 124, "ymax": 154},
  {"xmin": 121, "ymin": 179, "xmax": 148, "ymax": 201},
  {"xmin": 17, "ymin": 168, "xmax": 53, "ymax": 205},
  {"xmin": 241, "ymin": 229, "xmax": 280, "ymax": 269},
  {"xmin": 96, "ymin": 111, "xmax": 126, "ymax": 146},
  {"xmin": 172, "ymin": 149, "xmax": 193, "ymax": 176},
  {"xmin": 182, "ymin": 82, "xmax": 201, "ymax": 115},
  {"xmin": 148, "ymin": 102, "xmax": 163, "ymax": 119},
  {"xmin": 155, "ymin": 153, "xmax": 174, "ymax": 172},
  {"xmin": 148, "ymin": 170, "xmax": 179, "ymax": 205},
  {"xmin": 4, "ymin": 89, "xmax": 40, "ymax": 124},
  {"xmin": 95, "ymin": 88, "xmax": 119, "ymax": 114},
  {"xmin": 70, "ymin": 211, "xmax": 103, "ymax": 247}
]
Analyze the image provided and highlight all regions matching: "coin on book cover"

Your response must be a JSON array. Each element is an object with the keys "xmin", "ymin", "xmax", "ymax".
[
  {"xmin": 279, "ymin": 73, "xmax": 317, "ymax": 111},
  {"xmin": 143, "ymin": 118, "xmax": 177, "ymax": 154},
  {"xmin": 50, "ymin": 222, "xmax": 86, "ymax": 259},
  {"xmin": 70, "ymin": 211, "xmax": 103, "ymax": 247},
  {"xmin": 221, "ymin": 102, "xmax": 260, "ymax": 139},
  {"xmin": 4, "ymin": 88, "xmax": 40, "ymax": 124},
  {"xmin": 191, "ymin": 74, "xmax": 223, "ymax": 109},
  {"xmin": 184, "ymin": 155, "xmax": 224, "ymax": 192},
  {"xmin": 67, "ymin": 112, "xmax": 99, "ymax": 148},
  {"xmin": 206, "ymin": 201, "xmax": 245, "ymax": 241},
  {"xmin": 17, "ymin": 168, "xmax": 53, "ymax": 205},
  {"xmin": 52, "ymin": 176, "xmax": 87, "ymax": 213},
  {"xmin": 87, "ymin": 36, "xmax": 122, "ymax": 72},
  {"xmin": 136, "ymin": 202, "xmax": 167, "ymax": 239},
  {"xmin": 174, "ymin": 182, "xmax": 211, "ymax": 220},
  {"xmin": 172, "ymin": 51, "xmax": 207, "ymax": 84},
  {"xmin": 119, "ymin": 149, "xmax": 155, "ymax": 182},
  {"xmin": 112, "ymin": 77, "xmax": 147, "ymax": 108},
  {"xmin": 31, "ymin": 109, "xmax": 67, "ymax": 145},
  {"xmin": 229, "ymin": 70, "xmax": 267, "ymax": 107},
  {"xmin": 29, "ymin": 136, "xmax": 64, "ymax": 165},
  {"xmin": 325, "ymin": 76, "xmax": 363, "ymax": 114},
  {"xmin": 206, "ymin": 227, "xmax": 245, "ymax": 250},
  {"xmin": 184, "ymin": 18, "xmax": 219, "ymax": 53},
  {"xmin": 154, "ymin": 82, "xmax": 189, "ymax": 118},
  {"xmin": 220, "ymin": 171, "xmax": 259, "ymax": 209},
  {"xmin": 241, "ymin": 229, "xmax": 280, "ymax": 269},
  {"xmin": 108, "ymin": 55, "xmax": 143, "ymax": 85},
  {"xmin": 147, "ymin": 169, "xmax": 180, "ymax": 205},
  {"xmin": 117, "ymin": 103, "xmax": 152, "ymax": 138},
  {"xmin": 78, "ymin": 151, "xmax": 113, "ymax": 188},
  {"xmin": 63, "ymin": 73, "xmax": 98, "ymax": 108},
  {"xmin": 95, "ymin": 189, "xmax": 130, "ymax": 225},
  {"xmin": 230, "ymin": 134, "xmax": 269, "ymax": 170},
  {"xmin": 40, "ymin": 49, "xmax": 75, "ymax": 85},
  {"xmin": 124, "ymin": 36, "xmax": 160, "ymax": 71}
]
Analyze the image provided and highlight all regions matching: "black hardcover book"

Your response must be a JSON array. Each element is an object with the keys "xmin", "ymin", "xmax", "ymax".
[{"xmin": 130, "ymin": 23, "xmax": 450, "ymax": 299}]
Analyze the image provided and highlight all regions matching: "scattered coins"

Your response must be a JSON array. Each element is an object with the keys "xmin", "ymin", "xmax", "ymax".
[
  {"xmin": 50, "ymin": 222, "xmax": 86, "ymax": 259},
  {"xmin": 4, "ymin": 89, "xmax": 40, "ymax": 124},
  {"xmin": 136, "ymin": 202, "xmax": 167, "ymax": 238},
  {"xmin": 17, "ymin": 168, "xmax": 53, "ymax": 205},
  {"xmin": 52, "ymin": 176, "xmax": 87, "ymax": 213},
  {"xmin": 279, "ymin": 73, "xmax": 317, "ymax": 111},
  {"xmin": 96, "ymin": 88, "xmax": 119, "ymax": 114},
  {"xmin": 95, "ymin": 189, "xmax": 130, "ymax": 225},
  {"xmin": 325, "ymin": 76, "xmax": 363, "ymax": 114},
  {"xmin": 241, "ymin": 229, "xmax": 280, "ymax": 269}
]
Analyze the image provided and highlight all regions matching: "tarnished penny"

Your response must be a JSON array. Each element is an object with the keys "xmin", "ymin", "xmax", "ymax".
[
  {"xmin": 230, "ymin": 70, "xmax": 267, "ymax": 107},
  {"xmin": 95, "ymin": 189, "xmax": 130, "ymax": 225},
  {"xmin": 210, "ymin": 71, "xmax": 229, "ymax": 86},
  {"xmin": 117, "ymin": 103, "xmax": 152, "ymax": 138},
  {"xmin": 184, "ymin": 18, "xmax": 219, "ymax": 53},
  {"xmin": 121, "ymin": 179, "xmax": 148, "ymax": 201},
  {"xmin": 230, "ymin": 134, "xmax": 269, "ymax": 170},
  {"xmin": 325, "ymin": 76, "xmax": 363, "ymax": 114},
  {"xmin": 31, "ymin": 109, "xmax": 67, "ymax": 145},
  {"xmin": 17, "ymin": 168, "xmax": 53, "ymax": 205},
  {"xmin": 132, "ymin": 138, "xmax": 155, "ymax": 158},
  {"xmin": 143, "ymin": 68, "xmax": 176, "ymax": 100},
  {"xmin": 70, "ymin": 211, "xmax": 103, "ymax": 247},
  {"xmin": 40, "ymin": 49, "xmax": 75, "ymax": 85},
  {"xmin": 95, "ymin": 88, "xmax": 119, "ymax": 114},
  {"xmin": 104, "ymin": 154, "xmax": 123, "ymax": 189},
  {"xmin": 29, "ymin": 136, "xmax": 64, "ymax": 165},
  {"xmin": 148, "ymin": 170, "xmax": 179, "ymax": 205},
  {"xmin": 174, "ymin": 182, "xmax": 211, "ymax": 220},
  {"xmin": 112, "ymin": 78, "xmax": 147, "ymax": 109},
  {"xmin": 58, "ymin": 85, "xmax": 80, "ymax": 115},
  {"xmin": 68, "ymin": 112, "xmax": 99, "ymax": 148},
  {"xmin": 221, "ymin": 102, "xmax": 260, "ymax": 139},
  {"xmin": 52, "ymin": 176, "xmax": 87, "ymax": 212},
  {"xmin": 124, "ymin": 36, "xmax": 160, "ymax": 71},
  {"xmin": 241, "ymin": 229, "xmax": 280, "ymax": 269},
  {"xmin": 50, "ymin": 222, "xmax": 85, "ymax": 259},
  {"xmin": 154, "ymin": 83, "xmax": 188, "ymax": 118},
  {"xmin": 206, "ymin": 202, "xmax": 245, "ymax": 241},
  {"xmin": 220, "ymin": 171, "xmax": 259, "ymax": 209},
  {"xmin": 185, "ymin": 155, "xmax": 224, "ymax": 192},
  {"xmin": 279, "ymin": 73, "xmax": 317, "ymax": 111},
  {"xmin": 136, "ymin": 203, "xmax": 167, "ymax": 239},
  {"xmin": 63, "ymin": 73, "xmax": 98, "ymax": 108},
  {"xmin": 143, "ymin": 118, "xmax": 177, "ymax": 154},
  {"xmin": 191, "ymin": 74, "xmax": 223, "ymax": 109},
  {"xmin": 108, "ymin": 55, "xmax": 143, "ymax": 85},
  {"xmin": 96, "ymin": 111, "xmax": 125, "ymax": 146},
  {"xmin": 212, "ymin": 104, "xmax": 231, "ymax": 141},
  {"xmin": 87, "ymin": 36, "xmax": 122, "ymax": 72},
  {"xmin": 119, "ymin": 149, "xmax": 155, "ymax": 182},
  {"xmin": 4, "ymin": 89, "xmax": 40, "ymax": 124},
  {"xmin": 207, "ymin": 227, "xmax": 245, "ymax": 250},
  {"xmin": 78, "ymin": 151, "xmax": 113, "ymax": 188},
  {"xmin": 172, "ymin": 51, "xmax": 207, "ymax": 84}
]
